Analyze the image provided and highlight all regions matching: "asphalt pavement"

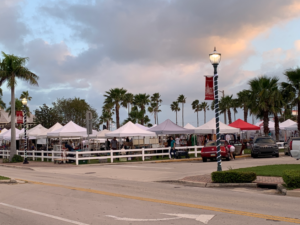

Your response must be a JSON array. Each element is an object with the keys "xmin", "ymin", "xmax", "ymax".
[{"xmin": 0, "ymin": 155, "xmax": 299, "ymax": 225}]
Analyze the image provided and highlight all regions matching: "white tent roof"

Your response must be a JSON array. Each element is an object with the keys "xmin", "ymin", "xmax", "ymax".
[
  {"xmin": 106, "ymin": 121, "xmax": 156, "ymax": 137},
  {"xmin": 48, "ymin": 123, "xmax": 63, "ymax": 133},
  {"xmin": 47, "ymin": 121, "xmax": 91, "ymax": 137},
  {"xmin": 96, "ymin": 129, "xmax": 111, "ymax": 138},
  {"xmin": 0, "ymin": 128, "xmax": 8, "ymax": 134},
  {"xmin": 135, "ymin": 123, "xmax": 149, "ymax": 130},
  {"xmin": 1, "ymin": 128, "xmax": 26, "ymax": 140},
  {"xmin": 0, "ymin": 129, "xmax": 10, "ymax": 140},
  {"xmin": 184, "ymin": 123, "xmax": 196, "ymax": 129},
  {"xmin": 280, "ymin": 119, "xmax": 297, "ymax": 129},
  {"xmin": 194, "ymin": 118, "xmax": 240, "ymax": 134},
  {"xmin": 284, "ymin": 123, "xmax": 299, "ymax": 130},
  {"xmin": 19, "ymin": 124, "xmax": 49, "ymax": 138},
  {"xmin": 151, "ymin": 124, "xmax": 157, "ymax": 128},
  {"xmin": 255, "ymin": 121, "xmax": 276, "ymax": 130}
]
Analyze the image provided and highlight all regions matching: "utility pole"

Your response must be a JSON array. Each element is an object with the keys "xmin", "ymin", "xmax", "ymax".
[{"xmin": 219, "ymin": 90, "xmax": 226, "ymax": 124}]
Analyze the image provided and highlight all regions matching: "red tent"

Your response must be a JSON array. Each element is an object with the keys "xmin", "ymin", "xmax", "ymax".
[{"xmin": 229, "ymin": 119, "xmax": 260, "ymax": 130}]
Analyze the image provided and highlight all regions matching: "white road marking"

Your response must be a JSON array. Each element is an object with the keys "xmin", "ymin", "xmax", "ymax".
[
  {"xmin": 106, "ymin": 215, "xmax": 180, "ymax": 222},
  {"xmin": 107, "ymin": 214, "xmax": 215, "ymax": 224},
  {"xmin": 112, "ymin": 165, "xmax": 171, "ymax": 169},
  {"xmin": 0, "ymin": 202, "xmax": 89, "ymax": 225},
  {"xmin": 163, "ymin": 213, "xmax": 215, "ymax": 224}
]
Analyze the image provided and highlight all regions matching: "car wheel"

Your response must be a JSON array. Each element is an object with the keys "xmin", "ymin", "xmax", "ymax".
[
  {"xmin": 253, "ymin": 154, "xmax": 258, "ymax": 158},
  {"xmin": 226, "ymin": 156, "xmax": 230, "ymax": 161},
  {"xmin": 202, "ymin": 157, "xmax": 207, "ymax": 162},
  {"xmin": 275, "ymin": 153, "xmax": 279, "ymax": 157},
  {"xmin": 251, "ymin": 153, "xmax": 254, "ymax": 158}
]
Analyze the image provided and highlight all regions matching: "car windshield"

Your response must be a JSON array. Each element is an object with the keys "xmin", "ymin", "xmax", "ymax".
[
  {"xmin": 205, "ymin": 141, "xmax": 225, "ymax": 147},
  {"xmin": 255, "ymin": 138, "xmax": 275, "ymax": 144}
]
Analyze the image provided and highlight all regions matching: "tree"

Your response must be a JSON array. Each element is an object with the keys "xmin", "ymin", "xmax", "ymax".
[
  {"xmin": 191, "ymin": 100, "xmax": 201, "ymax": 127},
  {"xmin": 177, "ymin": 95, "xmax": 186, "ymax": 127},
  {"xmin": 282, "ymin": 67, "xmax": 300, "ymax": 133},
  {"xmin": 270, "ymin": 88, "xmax": 284, "ymax": 141},
  {"xmin": 248, "ymin": 76, "xmax": 279, "ymax": 135},
  {"xmin": 0, "ymin": 88, "xmax": 6, "ymax": 110},
  {"xmin": 0, "ymin": 52, "xmax": 39, "ymax": 160},
  {"xmin": 133, "ymin": 93, "xmax": 150, "ymax": 125},
  {"xmin": 100, "ymin": 104, "xmax": 114, "ymax": 130},
  {"xmin": 104, "ymin": 88, "xmax": 127, "ymax": 128},
  {"xmin": 237, "ymin": 90, "xmax": 251, "ymax": 122},
  {"xmin": 200, "ymin": 102, "xmax": 209, "ymax": 124},
  {"xmin": 150, "ymin": 93, "xmax": 162, "ymax": 124},
  {"xmin": 52, "ymin": 97, "xmax": 99, "ymax": 129},
  {"xmin": 34, "ymin": 104, "xmax": 62, "ymax": 128},
  {"xmin": 280, "ymin": 83, "xmax": 295, "ymax": 121},
  {"xmin": 232, "ymin": 98, "xmax": 239, "ymax": 122},
  {"xmin": 211, "ymin": 99, "xmax": 226, "ymax": 123},
  {"xmin": 123, "ymin": 105, "xmax": 150, "ymax": 126},
  {"xmin": 20, "ymin": 91, "xmax": 32, "ymax": 101},
  {"xmin": 219, "ymin": 95, "xmax": 233, "ymax": 124},
  {"xmin": 6, "ymin": 99, "xmax": 30, "ymax": 117},
  {"xmin": 124, "ymin": 93, "xmax": 134, "ymax": 117},
  {"xmin": 170, "ymin": 101, "xmax": 180, "ymax": 125}
]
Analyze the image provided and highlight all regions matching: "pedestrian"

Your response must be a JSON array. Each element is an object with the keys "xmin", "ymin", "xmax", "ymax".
[
  {"xmin": 170, "ymin": 137, "xmax": 176, "ymax": 158},
  {"xmin": 126, "ymin": 137, "xmax": 130, "ymax": 142},
  {"xmin": 175, "ymin": 136, "xmax": 180, "ymax": 147},
  {"xmin": 225, "ymin": 141, "xmax": 235, "ymax": 160},
  {"xmin": 110, "ymin": 137, "xmax": 118, "ymax": 150},
  {"xmin": 65, "ymin": 142, "xmax": 74, "ymax": 151},
  {"xmin": 105, "ymin": 139, "xmax": 111, "ymax": 150},
  {"xmin": 167, "ymin": 136, "xmax": 171, "ymax": 147}
]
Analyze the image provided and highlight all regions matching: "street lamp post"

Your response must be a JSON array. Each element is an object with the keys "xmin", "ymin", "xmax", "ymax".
[
  {"xmin": 209, "ymin": 47, "xmax": 222, "ymax": 171},
  {"xmin": 218, "ymin": 90, "xmax": 226, "ymax": 124},
  {"xmin": 22, "ymin": 98, "xmax": 28, "ymax": 164}
]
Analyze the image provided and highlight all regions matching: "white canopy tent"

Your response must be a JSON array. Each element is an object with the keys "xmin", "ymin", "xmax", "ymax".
[
  {"xmin": 135, "ymin": 123, "xmax": 149, "ymax": 130},
  {"xmin": 194, "ymin": 118, "xmax": 240, "ymax": 134},
  {"xmin": 47, "ymin": 121, "xmax": 97, "ymax": 137},
  {"xmin": 184, "ymin": 123, "xmax": 196, "ymax": 129},
  {"xmin": 255, "ymin": 121, "xmax": 275, "ymax": 130},
  {"xmin": 19, "ymin": 124, "xmax": 49, "ymax": 139},
  {"xmin": 284, "ymin": 123, "xmax": 299, "ymax": 131},
  {"xmin": 0, "ymin": 129, "xmax": 10, "ymax": 140},
  {"xmin": 0, "ymin": 128, "xmax": 8, "ymax": 134},
  {"xmin": 1, "ymin": 128, "xmax": 28, "ymax": 140},
  {"xmin": 48, "ymin": 123, "xmax": 63, "ymax": 133},
  {"xmin": 96, "ymin": 129, "xmax": 111, "ymax": 138},
  {"xmin": 106, "ymin": 121, "xmax": 156, "ymax": 137},
  {"xmin": 280, "ymin": 119, "xmax": 297, "ymax": 129}
]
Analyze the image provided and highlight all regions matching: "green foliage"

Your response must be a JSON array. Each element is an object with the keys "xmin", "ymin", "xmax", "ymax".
[
  {"xmin": 34, "ymin": 104, "xmax": 63, "ymax": 128},
  {"xmin": 170, "ymin": 101, "xmax": 180, "ymax": 125},
  {"xmin": 282, "ymin": 170, "xmax": 300, "ymax": 189},
  {"xmin": 6, "ymin": 99, "xmax": 30, "ymax": 117},
  {"xmin": 211, "ymin": 171, "xmax": 257, "ymax": 183},
  {"xmin": 0, "ymin": 176, "xmax": 10, "ymax": 180},
  {"xmin": 11, "ymin": 154, "xmax": 23, "ymax": 163}
]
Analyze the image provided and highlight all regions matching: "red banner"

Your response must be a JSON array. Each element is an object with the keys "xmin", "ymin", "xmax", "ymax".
[
  {"xmin": 16, "ymin": 111, "xmax": 23, "ymax": 124},
  {"xmin": 205, "ymin": 76, "xmax": 214, "ymax": 100}
]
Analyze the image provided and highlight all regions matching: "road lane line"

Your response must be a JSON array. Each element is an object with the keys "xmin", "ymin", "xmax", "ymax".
[
  {"xmin": 107, "ymin": 215, "xmax": 180, "ymax": 221},
  {"xmin": 18, "ymin": 179, "xmax": 300, "ymax": 224},
  {"xmin": 0, "ymin": 202, "xmax": 89, "ymax": 225},
  {"xmin": 112, "ymin": 165, "xmax": 171, "ymax": 169}
]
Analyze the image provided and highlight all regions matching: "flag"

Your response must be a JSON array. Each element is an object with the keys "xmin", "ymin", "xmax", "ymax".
[
  {"xmin": 16, "ymin": 111, "xmax": 23, "ymax": 124},
  {"xmin": 205, "ymin": 76, "xmax": 214, "ymax": 100}
]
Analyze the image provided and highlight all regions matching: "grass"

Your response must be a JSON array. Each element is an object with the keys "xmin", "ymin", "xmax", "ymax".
[
  {"xmin": 243, "ymin": 148, "xmax": 285, "ymax": 154},
  {"xmin": 230, "ymin": 164, "xmax": 300, "ymax": 177},
  {"xmin": 0, "ymin": 176, "xmax": 10, "ymax": 180}
]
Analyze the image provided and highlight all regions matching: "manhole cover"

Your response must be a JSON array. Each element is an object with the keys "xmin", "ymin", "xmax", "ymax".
[{"xmin": 85, "ymin": 172, "xmax": 96, "ymax": 174}]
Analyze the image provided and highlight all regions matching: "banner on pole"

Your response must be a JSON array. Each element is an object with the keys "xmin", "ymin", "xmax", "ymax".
[
  {"xmin": 16, "ymin": 111, "xmax": 23, "ymax": 124},
  {"xmin": 205, "ymin": 76, "xmax": 214, "ymax": 100}
]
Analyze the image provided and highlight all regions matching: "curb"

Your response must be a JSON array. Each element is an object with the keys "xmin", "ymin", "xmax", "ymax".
[
  {"xmin": 0, "ymin": 179, "xmax": 17, "ymax": 184},
  {"xmin": 286, "ymin": 189, "xmax": 300, "ymax": 197},
  {"xmin": 0, "ymin": 164, "xmax": 34, "ymax": 170},
  {"xmin": 158, "ymin": 180, "xmax": 257, "ymax": 188}
]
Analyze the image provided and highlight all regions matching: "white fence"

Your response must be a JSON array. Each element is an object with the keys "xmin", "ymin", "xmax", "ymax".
[{"xmin": 0, "ymin": 146, "xmax": 203, "ymax": 165}]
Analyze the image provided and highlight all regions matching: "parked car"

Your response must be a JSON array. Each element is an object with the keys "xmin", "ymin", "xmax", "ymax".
[
  {"xmin": 201, "ymin": 140, "xmax": 230, "ymax": 162},
  {"xmin": 284, "ymin": 137, "xmax": 300, "ymax": 156},
  {"xmin": 251, "ymin": 136, "xmax": 279, "ymax": 158}
]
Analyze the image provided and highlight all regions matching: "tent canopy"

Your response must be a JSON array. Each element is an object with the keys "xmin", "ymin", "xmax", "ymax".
[
  {"xmin": 47, "ymin": 121, "xmax": 92, "ymax": 137},
  {"xmin": 148, "ymin": 119, "xmax": 194, "ymax": 134},
  {"xmin": 280, "ymin": 119, "xmax": 297, "ymax": 129},
  {"xmin": 255, "ymin": 121, "xmax": 275, "ymax": 130},
  {"xmin": 0, "ymin": 128, "xmax": 8, "ymax": 134},
  {"xmin": 194, "ymin": 118, "xmax": 240, "ymax": 134},
  {"xmin": 229, "ymin": 119, "xmax": 260, "ymax": 130},
  {"xmin": 48, "ymin": 123, "xmax": 63, "ymax": 133},
  {"xmin": 1, "ymin": 128, "xmax": 26, "ymax": 140},
  {"xmin": 184, "ymin": 123, "xmax": 196, "ymax": 129},
  {"xmin": 20, "ymin": 124, "xmax": 49, "ymax": 138},
  {"xmin": 135, "ymin": 123, "xmax": 149, "ymax": 130},
  {"xmin": 96, "ymin": 129, "xmax": 111, "ymax": 138},
  {"xmin": 106, "ymin": 121, "xmax": 156, "ymax": 137}
]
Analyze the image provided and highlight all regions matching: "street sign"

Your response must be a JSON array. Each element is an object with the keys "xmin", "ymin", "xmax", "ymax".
[{"xmin": 86, "ymin": 111, "xmax": 93, "ymax": 134}]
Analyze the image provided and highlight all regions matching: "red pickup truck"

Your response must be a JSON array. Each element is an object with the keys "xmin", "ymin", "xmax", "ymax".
[{"xmin": 201, "ymin": 140, "xmax": 230, "ymax": 162}]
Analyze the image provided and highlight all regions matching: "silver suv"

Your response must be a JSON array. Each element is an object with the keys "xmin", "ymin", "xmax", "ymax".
[{"xmin": 251, "ymin": 137, "xmax": 279, "ymax": 158}]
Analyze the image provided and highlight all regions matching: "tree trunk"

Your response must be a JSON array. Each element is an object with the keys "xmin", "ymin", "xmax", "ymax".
[
  {"xmin": 10, "ymin": 81, "xmax": 16, "ymax": 161},
  {"xmin": 176, "ymin": 111, "xmax": 177, "ymax": 125},
  {"xmin": 157, "ymin": 112, "xmax": 158, "ymax": 124},
  {"xmin": 263, "ymin": 110, "xmax": 269, "ymax": 135},
  {"xmin": 106, "ymin": 121, "xmax": 109, "ymax": 130},
  {"xmin": 204, "ymin": 109, "xmax": 206, "ymax": 124},
  {"xmin": 197, "ymin": 111, "xmax": 199, "ymax": 127},
  {"xmin": 274, "ymin": 114, "xmax": 279, "ymax": 141},
  {"xmin": 234, "ymin": 110, "xmax": 236, "ymax": 121},
  {"xmin": 182, "ymin": 103, "xmax": 184, "ymax": 127},
  {"xmin": 244, "ymin": 106, "xmax": 248, "ymax": 122},
  {"xmin": 227, "ymin": 109, "xmax": 232, "ymax": 124},
  {"xmin": 141, "ymin": 106, "xmax": 144, "ymax": 125},
  {"xmin": 116, "ymin": 105, "xmax": 120, "ymax": 128}
]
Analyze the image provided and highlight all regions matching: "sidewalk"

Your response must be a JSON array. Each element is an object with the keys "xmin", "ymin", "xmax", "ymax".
[{"xmin": 0, "ymin": 159, "xmax": 75, "ymax": 169}]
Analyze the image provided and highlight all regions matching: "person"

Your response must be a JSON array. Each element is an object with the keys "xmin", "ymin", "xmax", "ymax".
[
  {"xmin": 225, "ymin": 141, "xmax": 235, "ymax": 160},
  {"xmin": 110, "ymin": 137, "xmax": 118, "ymax": 150},
  {"xmin": 105, "ymin": 139, "xmax": 111, "ymax": 150},
  {"xmin": 175, "ymin": 136, "xmax": 180, "ymax": 147},
  {"xmin": 70, "ymin": 140, "xmax": 75, "ymax": 149},
  {"xmin": 126, "ymin": 137, "xmax": 130, "ymax": 142},
  {"xmin": 225, "ymin": 134, "xmax": 231, "ymax": 143},
  {"xmin": 65, "ymin": 142, "xmax": 74, "ymax": 151},
  {"xmin": 167, "ymin": 136, "xmax": 171, "ymax": 147},
  {"xmin": 31, "ymin": 143, "xmax": 36, "ymax": 150},
  {"xmin": 170, "ymin": 137, "xmax": 176, "ymax": 158}
]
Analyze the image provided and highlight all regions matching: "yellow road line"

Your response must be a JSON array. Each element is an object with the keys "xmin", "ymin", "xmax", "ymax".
[{"xmin": 18, "ymin": 179, "xmax": 300, "ymax": 224}]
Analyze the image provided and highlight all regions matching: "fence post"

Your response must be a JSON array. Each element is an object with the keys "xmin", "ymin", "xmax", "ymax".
[
  {"xmin": 142, "ymin": 148, "xmax": 145, "ymax": 161},
  {"xmin": 52, "ymin": 150, "xmax": 54, "ymax": 162},
  {"xmin": 110, "ymin": 149, "xmax": 113, "ymax": 163},
  {"xmin": 194, "ymin": 146, "xmax": 197, "ymax": 158},
  {"xmin": 168, "ymin": 147, "xmax": 171, "ymax": 159},
  {"xmin": 76, "ymin": 151, "xmax": 79, "ymax": 166},
  {"xmin": 33, "ymin": 150, "xmax": 35, "ymax": 161},
  {"xmin": 41, "ymin": 150, "xmax": 44, "ymax": 161}
]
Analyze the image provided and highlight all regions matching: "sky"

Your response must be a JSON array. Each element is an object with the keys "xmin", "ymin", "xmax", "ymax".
[{"xmin": 1, "ymin": 0, "xmax": 300, "ymax": 128}]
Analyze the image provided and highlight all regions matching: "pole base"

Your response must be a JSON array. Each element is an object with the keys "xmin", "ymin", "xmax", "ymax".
[{"xmin": 23, "ymin": 158, "xmax": 29, "ymax": 164}]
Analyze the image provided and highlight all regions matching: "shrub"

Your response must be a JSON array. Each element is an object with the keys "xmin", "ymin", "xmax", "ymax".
[
  {"xmin": 211, "ymin": 171, "xmax": 257, "ymax": 183},
  {"xmin": 282, "ymin": 170, "xmax": 300, "ymax": 189},
  {"xmin": 11, "ymin": 154, "xmax": 23, "ymax": 163}
]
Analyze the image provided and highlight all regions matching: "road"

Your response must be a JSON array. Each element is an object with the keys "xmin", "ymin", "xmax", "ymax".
[{"xmin": 0, "ymin": 155, "xmax": 299, "ymax": 225}]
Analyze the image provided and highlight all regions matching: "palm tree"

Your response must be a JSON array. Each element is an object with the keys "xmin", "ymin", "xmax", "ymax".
[
  {"xmin": 150, "ymin": 93, "xmax": 162, "ymax": 124},
  {"xmin": 101, "ymin": 103, "xmax": 114, "ymax": 130},
  {"xmin": 124, "ymin": 93, "xmax": 134, "ymax": 117},
  {"xmin": 6, "ymin": 99, "xmax": 30, "ymax": 117},
  {"xmin": 133, "ymin": 93, "xmax": 150, "ymax": 125},
  {"xmin": 280, "ymin": 83, "xmax": 295, "ymax": 121},
  {"xmin": 170, "ymin": 101, "xmax": 180, "ymax": 125},
  {"xmin": 232, "ymin": 98, "xmax": 239, "ymax": 122},
  {"xmin": 270, "ymin": 88, "xmax": 284, "ymax": 141},
  {"xmin": 237, "ymin": 90, "xmax": 251, "ymax": 122},
  {"xmin": 248, "ymin": 76, "xmax": 279, "ymax": 135},
  {"xmin": 20, "ymin": 91, "xmax": 32, "ymax": 101},
  {"xmin": 200, "ymin": 102, "xmax": 209, "ymax": 124},
  {"xmin": 148, "ymin": 102, "xmax": 157, "ymax": 124},
  {"xmin": 0, "ymin": 52, "xmax": 39, "ymax": 160},
  {"xmin": 104, "ymin": 88, "xmax": 127, "ymax": 128},
  {"xmin": 220, "ymin": 95, "xmax": 233, "ymax": 124},
  {"xmin": 0, "ymin": 88, "xmax": 6, "ymax": 110},
  {"xmin": 177, "ymin": 95, "xmax": 186, "ymax": 127},
  {"xmin": 282, "ymin": 67, "xmax": 300, "ymax": 132},
  {"xmin": 211, "ymin": 99, "xmax": 226, "ymax": 123},
  {"xmin": 191, "ymin": 100, "xmax": 201, "ymax": 127}
]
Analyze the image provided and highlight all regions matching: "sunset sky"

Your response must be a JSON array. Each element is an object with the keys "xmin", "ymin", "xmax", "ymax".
[{"xmin": 1, "ymin": 0, "xmax": 300, "ymax": 128}]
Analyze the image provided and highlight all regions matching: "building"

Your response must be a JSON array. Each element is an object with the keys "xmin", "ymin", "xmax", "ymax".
[{"xmin": 0, "ymin": 109, "xmax": 36, "ymax": 129}]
